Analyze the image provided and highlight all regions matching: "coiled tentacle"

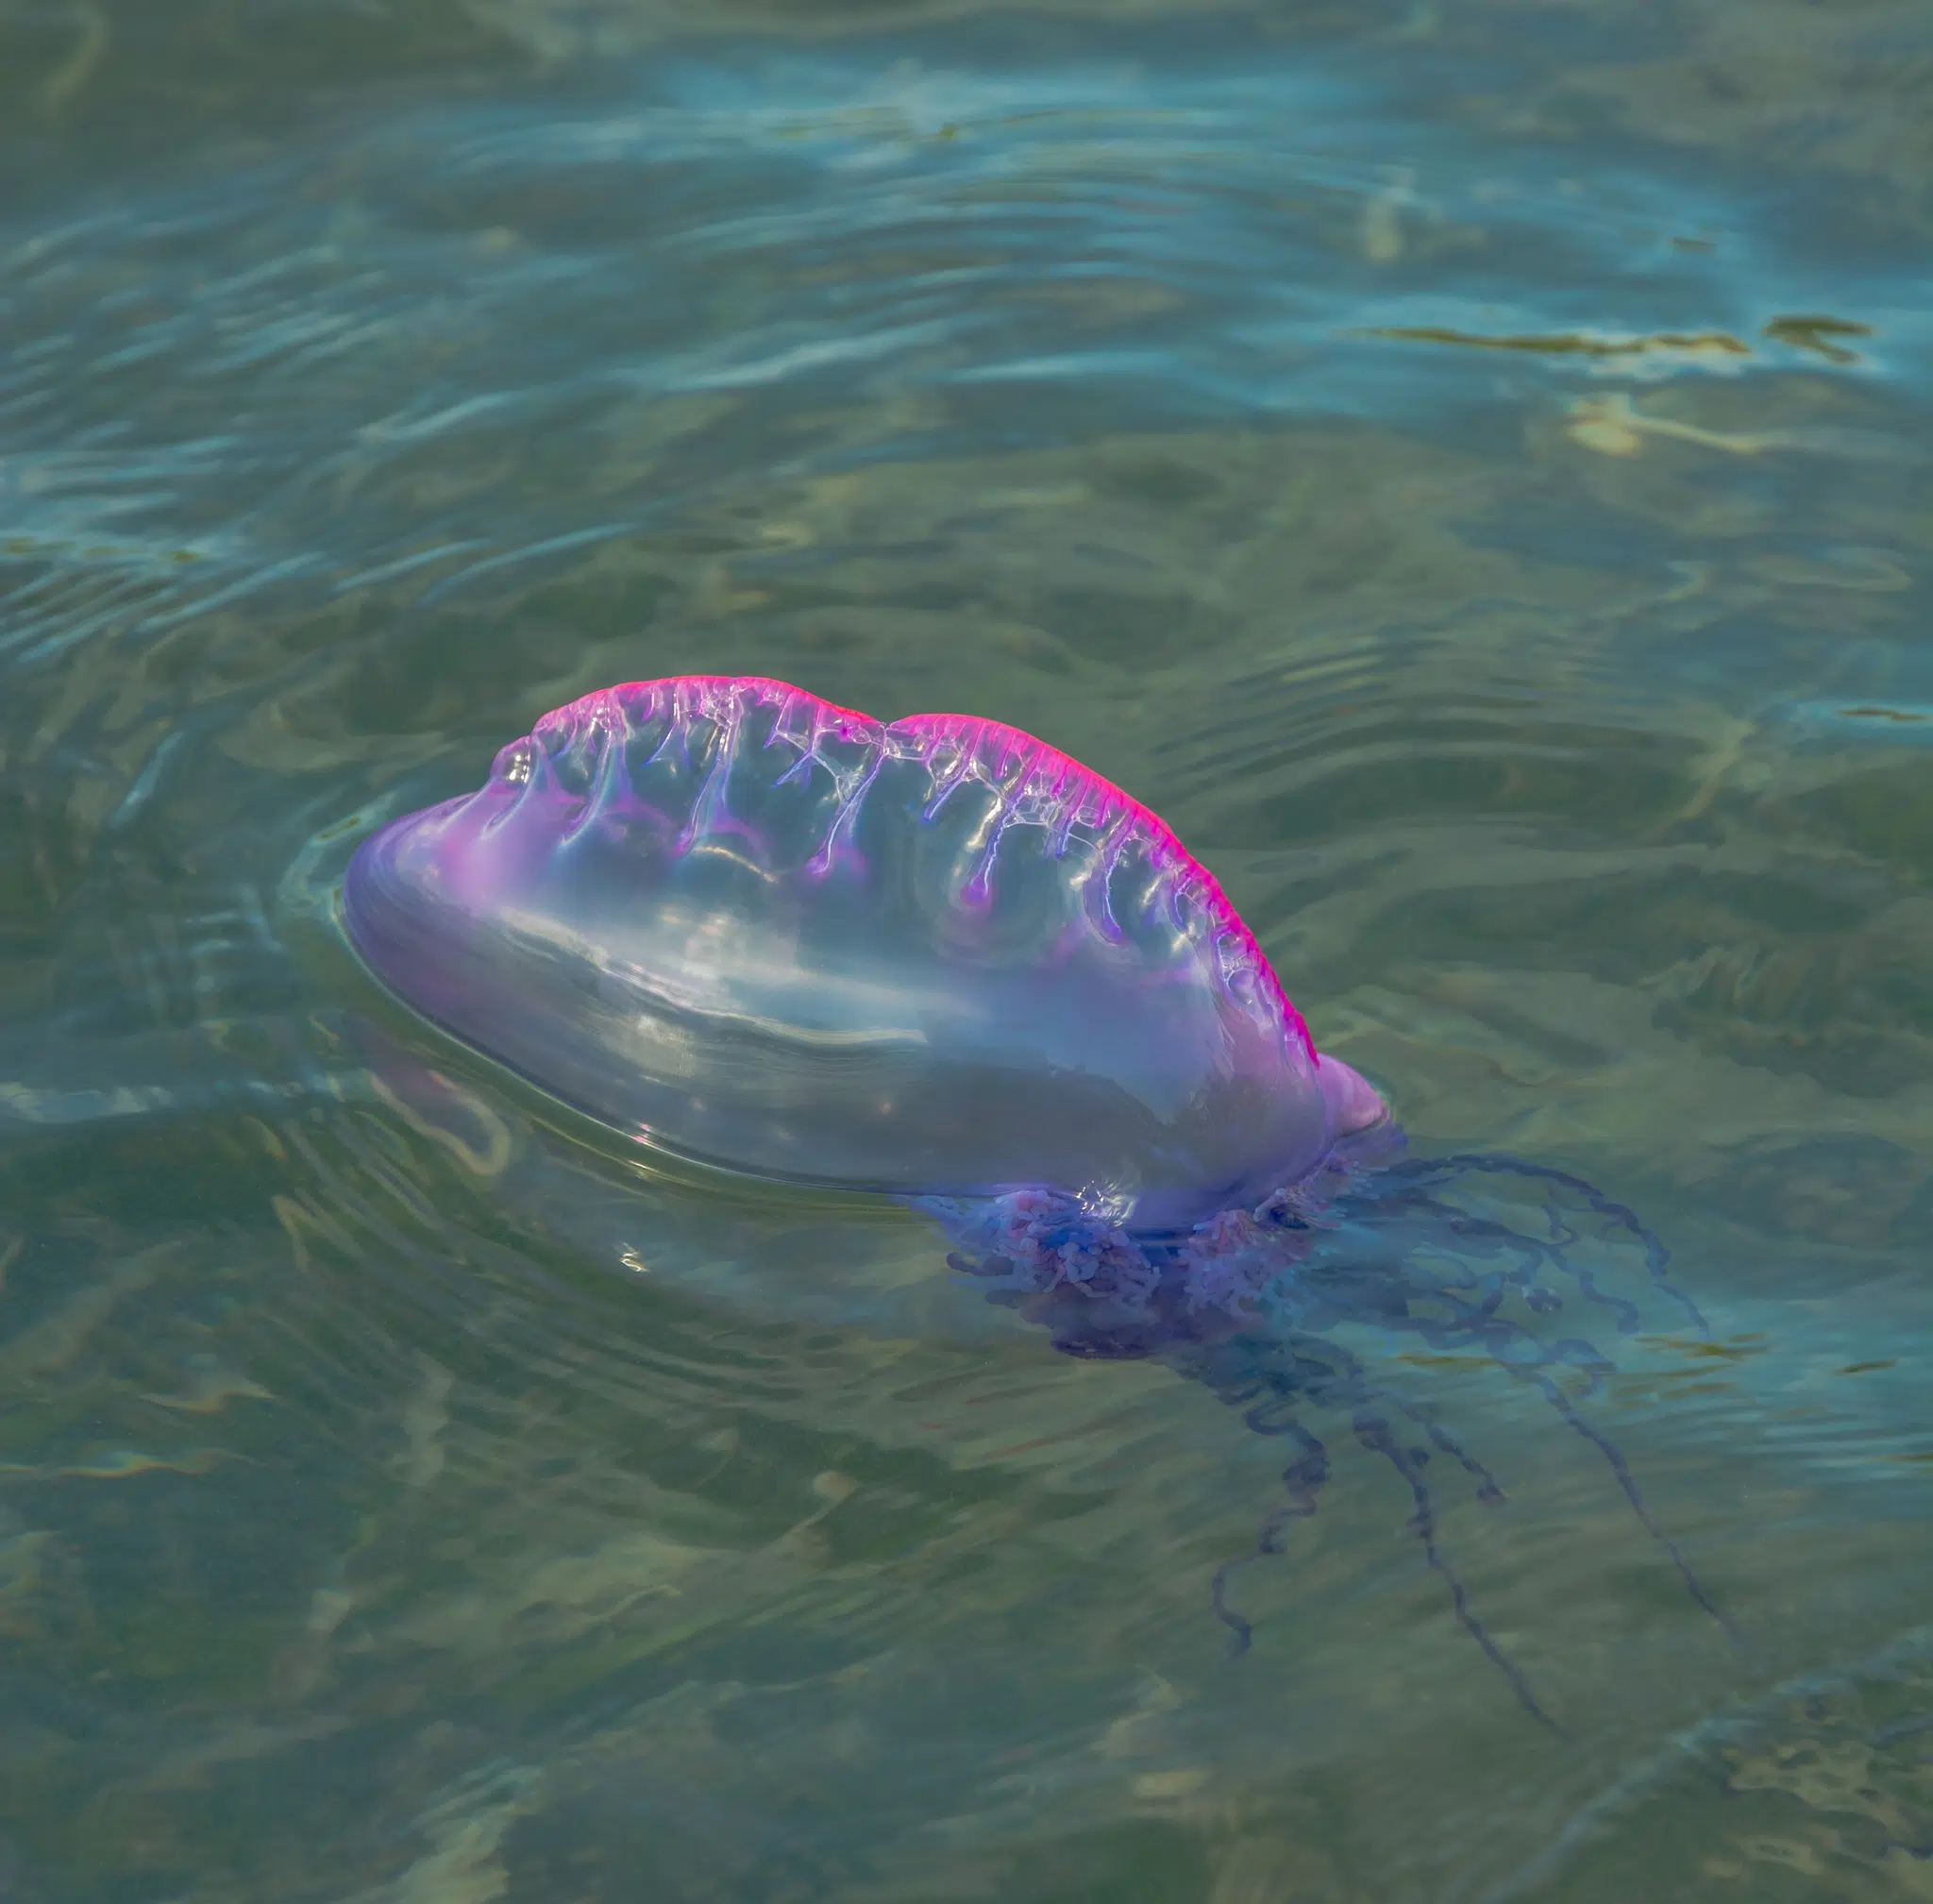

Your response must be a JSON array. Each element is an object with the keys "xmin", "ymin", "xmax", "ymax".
[{"xmin": 1188, "ymin": 1326, "xmax": 1558, "ymax": 1731}]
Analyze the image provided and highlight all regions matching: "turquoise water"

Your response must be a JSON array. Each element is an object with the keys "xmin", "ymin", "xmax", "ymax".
[{"xmin": 2, "ymin": 3, "xmax": 1930, "ymax": 1897}]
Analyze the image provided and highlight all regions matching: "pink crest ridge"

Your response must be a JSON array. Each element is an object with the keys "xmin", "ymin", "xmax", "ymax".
[{"xmin": 547, "ymin": 673, "xmax": 1318, "ymax": 1068}]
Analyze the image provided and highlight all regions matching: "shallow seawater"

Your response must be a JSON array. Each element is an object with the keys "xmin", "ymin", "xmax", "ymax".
[{"xmin": 2, "ymin": 2, "xmax": 1930, "ymax": 1897}]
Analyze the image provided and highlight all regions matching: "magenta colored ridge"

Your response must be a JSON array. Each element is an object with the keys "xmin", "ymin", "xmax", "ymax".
[{"xmin": 543, "ymin": 673, "xmax": 1316, "ymax": 1066}]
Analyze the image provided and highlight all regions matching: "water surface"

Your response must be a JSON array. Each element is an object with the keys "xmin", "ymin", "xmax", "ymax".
[{"xmin": 1, "ymin": 2, "xmax": 1929, "ymax": 1897}]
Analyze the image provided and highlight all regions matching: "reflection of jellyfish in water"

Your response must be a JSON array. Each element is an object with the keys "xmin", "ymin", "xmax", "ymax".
[{"xmin": 344, "ymin": 674, "xmax": 1731, "ymax": 1729}]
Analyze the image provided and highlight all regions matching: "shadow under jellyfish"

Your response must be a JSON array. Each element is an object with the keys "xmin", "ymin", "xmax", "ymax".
[{"xmin": 344, "ymin": 674, "xmax": 1733, "ymax": 1730}]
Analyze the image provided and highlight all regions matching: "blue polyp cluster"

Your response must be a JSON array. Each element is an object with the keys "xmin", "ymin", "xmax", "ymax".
[{"xmin": 925, "ymin": 1148, "xmax": 1734, "ymax": 1734}]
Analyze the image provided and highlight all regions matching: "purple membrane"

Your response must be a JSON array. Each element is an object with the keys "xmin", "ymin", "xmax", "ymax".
[
  {"xmin": 345, "ymin": 675, "xmax": 1387, "ymax": 1236},
  {"xmin": 345, "ymin": 675, "xmax": 1729, "ymax": 1730}
]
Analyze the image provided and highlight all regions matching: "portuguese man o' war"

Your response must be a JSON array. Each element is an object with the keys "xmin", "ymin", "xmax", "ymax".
[{"xmin": 345, "ymin": 674, "xmax": 1731, "ymax": 1729}]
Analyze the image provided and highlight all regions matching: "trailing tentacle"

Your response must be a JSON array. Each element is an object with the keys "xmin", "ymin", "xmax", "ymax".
[
  {"xmin": 1349, "ymin": 1406, "xmax": 1562, "ymax": 1734},
  {"xmin": 1210, "ymin": 1411, "xmax": 1329, "ymax": 1655},
  {"xmin": 1192, "ymin": 1326, "xmax": 1544, "ymax": 1716},
  {"xmin": 1384, "ymin": 1154, "xmax": 1708, "ymax": 1337},
  {"xmin": 1387, "ymin": 1296, "xmax": 1733, "ymax": 1642}
]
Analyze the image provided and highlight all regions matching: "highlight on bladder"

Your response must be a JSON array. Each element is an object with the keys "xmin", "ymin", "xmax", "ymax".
[{"xmin": 344, "ymin": 674, "xmax": 1731, "ymax": 1728}]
